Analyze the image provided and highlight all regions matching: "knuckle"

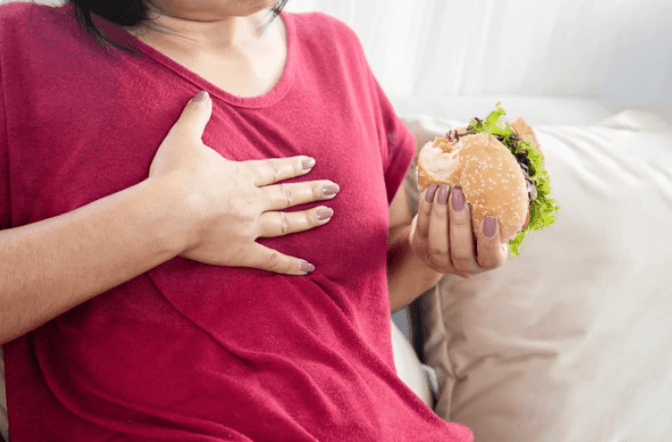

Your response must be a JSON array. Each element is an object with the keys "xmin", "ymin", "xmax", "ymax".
[
  {"xmin": 451, "ymin": 212, "xmax": 471, "ymax": 226},
  {"xmin": 411, "ymin": 237, "xmax": 430, "ymax": 259},
  {"xmin": 478, "ymin": 256, "xmax": 498, "ymax": 270},
  {"xmin": 420, "ymin": 202, "xmax": 433, "ymax": 219},
  {"xmin": 428, "ymin": 257, "xmax": 449, "ymax": 273},
  {"xmin": 430, "ymin": 206, "xmax": 447, "ymax": 220},
  {"xmin": 428, "ymin": 245, "xmax": 449, "ymax": 257},
  {"xmin": 279, "ymin": 212, "xmax": 291, "ymax": 236},
  {"xmin": 477, "ymin": 258, "xmax": 494, "ymax": 270},
  {"xmin": 452, "ymin": 254, "xmax": 473, "ymax": 270},
  {"xmin": 271, "ymin": 159, "xmax": 283, "ymax": 182},
  {"xmin": 308, "ymin": 211, "xmax": 319, "ymax": 226},
  {"xmin": 477, "ymin": 245, "xmax": 508, "ymax": 270},
  {"xmin": 266, "ymin": 250, "xmax": 284, "ymax": 272},
  {"xmin": 280, "ymin": 184, "xmax": 295, "ymax": 206}
]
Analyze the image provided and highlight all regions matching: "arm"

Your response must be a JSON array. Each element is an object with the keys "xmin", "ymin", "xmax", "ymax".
[
  {"xmin": 387, "ymin": 173, "xmax": 510, "ymax": 314},
  {"xmin": 387, "ymin": 185, "xmax": 441, "ymax": 313},
  {"xmin": 0, "ymin": 177, "xmax": 188, "ymax": 345}
]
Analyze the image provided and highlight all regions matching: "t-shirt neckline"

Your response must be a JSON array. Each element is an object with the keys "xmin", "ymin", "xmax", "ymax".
[{"xmin": 96, "ymin": 9, "xmax": 296, "ymax": 109}]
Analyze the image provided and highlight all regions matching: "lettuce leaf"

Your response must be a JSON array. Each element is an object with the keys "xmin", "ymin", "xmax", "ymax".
[{"xmin": 467, "ymin": 103, "xmax": 561, "ymax": 256}]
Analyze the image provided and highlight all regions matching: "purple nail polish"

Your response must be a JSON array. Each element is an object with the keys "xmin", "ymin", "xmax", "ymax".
[
  {"xmin": 484, "ymin": 217, "xmax": 497, "ymax": 238},
  {"xmin": 323, "ymin": 184, "xmax": 340, "ymax": 197},
  {"xmin": 425, "ymin": 184, "xmax": 438, "ymax": 203},
  {"xmin": 437, "ymin": 185, "xmax": 449, "ymax": 206},
  {"xmin": 316, "ymin": 208, "xmax": 334, "ymax": 221},
  {"xmin": 193, "ymin": 91, "xmax": 208, "ymax": 102},
  {"xmin": 300, "ymin": 261, "xmax": 315, "ymax": 274},
  {"xmin": 452, "ymin": 189, "xmax": 465, "ymax": 212}
]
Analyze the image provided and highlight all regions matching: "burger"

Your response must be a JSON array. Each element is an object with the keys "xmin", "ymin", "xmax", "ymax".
[{"xmin": 416, "ymin": 104, "xmax": 560, "ymax": 256}]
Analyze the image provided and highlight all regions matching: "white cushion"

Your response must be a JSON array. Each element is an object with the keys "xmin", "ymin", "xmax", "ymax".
[
  {"xmin": 390, "ymin": 320, "xmax": 433, "ymax": 407},
  {"xmin": 402, "ymin": 109, "xmax": 672, "ymax": 441}
]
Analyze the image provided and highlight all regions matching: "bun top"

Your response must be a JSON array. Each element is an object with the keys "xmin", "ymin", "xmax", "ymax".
[{"xmin": 417, "ymin": 133, "xmax": 529, "ymax": 243}]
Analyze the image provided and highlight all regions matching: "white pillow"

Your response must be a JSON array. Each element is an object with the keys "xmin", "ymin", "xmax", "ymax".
[
  {"xmin": 390, "ymin": 320, "xmax": 433, "ymax": 407},
  {"xmin": 402, "ymin": 111, "xmax": 672, "ymax": 442}
]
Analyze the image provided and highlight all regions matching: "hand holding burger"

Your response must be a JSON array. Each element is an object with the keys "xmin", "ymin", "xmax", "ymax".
[{"xmin": 409, "ymin": 104, "xmax": 560, "ymax": 279}]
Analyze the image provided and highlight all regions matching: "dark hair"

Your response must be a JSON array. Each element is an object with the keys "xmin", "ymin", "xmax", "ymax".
[{"xmin": 64, "ymin": 0, "xmax": 289, "ymax": 54}]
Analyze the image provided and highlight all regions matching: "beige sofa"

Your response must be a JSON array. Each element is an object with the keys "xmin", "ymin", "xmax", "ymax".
[{"xmin": 392, "ymin": 104, "xmax": 672, "ymax": 441}]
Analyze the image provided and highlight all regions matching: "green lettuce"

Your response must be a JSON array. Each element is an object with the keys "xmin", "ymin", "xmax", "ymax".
[{"xmin": 466, "ymin": 103, "xmax": 561, "ymax": 256}]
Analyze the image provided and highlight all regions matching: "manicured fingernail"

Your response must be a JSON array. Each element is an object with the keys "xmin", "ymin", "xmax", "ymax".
[
  {"xmin": 302, "ymin": 157, "xmax": 316, "ymax": 170},
  {"xmin": 323, "ymin": 184, "xmax": 340, "ymax": 197},
  {"xmin": 452, "ymin": 189, "xmax": 465, "ymax": 212},
  {"xmin": 192, "ymin": 91, "xmax": 208, "ymax": 102},
  {"xmin": 437, "ymin": 185, "xmax": 449, "ymax": 206},
  {"xmin": 425, "ymin": 184, "xmax": 438, "ymax": 203},
  {"xmin": 300, "ymin": 261, "xmax": 315, "ymax": 274},
  {"xmin": 484, "ymin": 216, "xmax": 497, "ymax": 238},
  {"xmin": 316, "ymin": 208, "xmax": 334, "ymax": 221}
]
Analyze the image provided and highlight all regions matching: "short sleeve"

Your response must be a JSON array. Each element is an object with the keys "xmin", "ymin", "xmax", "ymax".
[
  {"xmin": 374, "ymin": 80, "xmax": 415, "ymax": 204},
  {"xmin": 358, "ymin": 41, "xmax": 415, "ymax": 204},
  {"xmin": 317, "ymin": 13, "xmax": 415, "ymax": 205}
]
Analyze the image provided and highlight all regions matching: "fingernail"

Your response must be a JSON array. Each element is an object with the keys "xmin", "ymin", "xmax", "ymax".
[
  {"xmin": 316, "ymin": 208, "xmax": 334, "ymax": 221},
  {"xmin": 192, "ymin": 91, "xmax": 208, "ymax": 102},
  {"xmin": 300, "ymin": 261, "xmax": 315, "ymax": 274},
  {"xmin": 302, "ymin": 157, "xmax": 316, "ymax": 170},
  {"xmin": 425, "ymin": 184, "xmax": 438, "ymax": 203},
  {"xmin": 437, "ymin": 185, "xmax": 449, "ymax": 206},
  {"xmin": 484, "ymin": 216, "xmax": 497, "ymax": 238},
  {"xmin": 452, "ymin": 189, "xmax": 465, "ymax": 212},
  {"xmin": 323, "ymin": 184, "xmax": 340, "ymax": 197}
]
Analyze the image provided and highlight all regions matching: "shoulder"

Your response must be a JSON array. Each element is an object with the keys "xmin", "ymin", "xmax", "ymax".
[
  {"xmin": 0, "ymin": 2, "xmax": 74, "ymax": 47},
  {"xmin": 0, "ymin": 1, "xmax": 33, "ymax": 19},
  {"xmin": 0, "ymin": 1, "xmax": 57, "ymax": 28},
  {"xmin": 283, "ymin": 10, "xmax": 369, "ymax": 74},
  {"xmin": 283, "ymin": 11, "xmax": 365, "ymax": 54},
  {"xmin": 0, "ymin": 1, "xmax": 32, "ymax": 34},
  {"xmin": 0, "ymin": 2, "xmax": 99, "ymax": 73},
  {"xmin": 287, "ymin": 11, "xmax": 358, "ymax": 38}
]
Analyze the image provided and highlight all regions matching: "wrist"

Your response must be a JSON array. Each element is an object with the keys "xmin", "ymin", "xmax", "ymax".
[{"xmin": 141, "ymin": 175, "xmax": 200, "ymax": 256}]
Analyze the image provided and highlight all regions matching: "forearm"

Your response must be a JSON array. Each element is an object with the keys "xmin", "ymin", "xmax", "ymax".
[
  {"xmin": 387, "ymin": 224, "xmax": 441, "ymax": 313},
  {"xmin": 0, "ymin": 176, "xmax": 191, "ymax": 344}
]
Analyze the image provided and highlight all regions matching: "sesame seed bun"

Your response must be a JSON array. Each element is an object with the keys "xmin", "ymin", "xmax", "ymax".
[{"xmin": 417, "ymin": 133, "xmax": 529, "ymax": 243}]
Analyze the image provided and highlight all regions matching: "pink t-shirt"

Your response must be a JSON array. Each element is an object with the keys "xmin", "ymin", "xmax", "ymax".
[{"xmin": 0, "ymin": 3, "xmax": 472, "ymax": 441}]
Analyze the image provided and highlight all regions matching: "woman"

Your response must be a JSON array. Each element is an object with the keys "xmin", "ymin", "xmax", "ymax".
[{"xmin": 0, "ymin": 0, "xmax": 508, "ymax": 440}]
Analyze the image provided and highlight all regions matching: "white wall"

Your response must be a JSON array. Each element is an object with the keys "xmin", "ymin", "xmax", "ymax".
[
  {"xmin": 286, "ymin": 0, "xmax": 672, "ymax": 113},
  {"xmin": 14, "ymin": 0, "xmax": 672, "ymax": 115}
]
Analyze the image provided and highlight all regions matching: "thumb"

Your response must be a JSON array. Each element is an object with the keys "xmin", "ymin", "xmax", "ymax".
[
  {"xmin": 149, "ymin": 91, "xmax": 213, "ymax": 177},
  {"xmin": 176, "ymin": 91, "xmax": 213, "ymax": 139}
]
